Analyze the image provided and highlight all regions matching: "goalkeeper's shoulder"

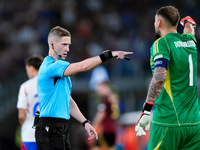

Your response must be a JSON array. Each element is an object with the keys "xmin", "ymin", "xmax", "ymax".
[{"xmin": 152, "ymin": 36, "xmax": 166, "ymax": 45}]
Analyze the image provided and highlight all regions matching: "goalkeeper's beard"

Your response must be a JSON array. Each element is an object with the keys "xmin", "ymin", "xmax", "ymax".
[
  {"xmin": 155, "ymin": 28, "xmax": 161, "ymax": 39},
  {"xmin": 155, "ymin": 33, "xmax": 161, "ymax": 39}
]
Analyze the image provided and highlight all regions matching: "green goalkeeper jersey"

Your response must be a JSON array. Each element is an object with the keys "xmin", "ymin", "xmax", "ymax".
[{"xmin": 150, "ymin": 33, "xmax": 200, "ymax": 127}]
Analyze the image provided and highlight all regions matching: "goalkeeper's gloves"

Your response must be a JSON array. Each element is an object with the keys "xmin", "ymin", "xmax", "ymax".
[
  {"xmin": 180, "ymin": 16, "xmax": 197, "ymax": 29},
  {"xmin": 135, "ymin": 101, "xmax": 153, "ymax": 137}
]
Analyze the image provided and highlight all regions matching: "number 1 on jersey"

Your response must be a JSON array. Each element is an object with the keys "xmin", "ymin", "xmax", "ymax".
[{"xmin": 189, "ymin": 54, "xmax": 193, "ymax": 86}]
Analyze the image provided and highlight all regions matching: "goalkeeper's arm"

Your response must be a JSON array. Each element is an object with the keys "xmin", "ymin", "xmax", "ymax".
[
  {"xmin": 135, "ymin": 64, "xmax": 167, "ymax": 136},
  {"xmin": 180, "ymin": 16, "xmax": 196, "ymax": 36}
]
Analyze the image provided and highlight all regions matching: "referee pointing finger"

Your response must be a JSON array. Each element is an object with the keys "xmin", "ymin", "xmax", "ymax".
[{"xmin": 35, "ymin": 26, "xmax": 133, "ymax": 150}]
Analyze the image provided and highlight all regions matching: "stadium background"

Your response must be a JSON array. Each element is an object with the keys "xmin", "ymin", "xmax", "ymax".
[{"xmin": 0, "ymin": 0, "xmax": 199, "ymax": 149}]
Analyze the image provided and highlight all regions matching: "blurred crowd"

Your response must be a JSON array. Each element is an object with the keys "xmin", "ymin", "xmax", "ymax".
[
  {"xmin": 1, "ymin": 0, "xmax": 200, "ymax": 83},
  {"xmin": 0, "ymin": 0, "xmax": 200, "ymax": 149}
]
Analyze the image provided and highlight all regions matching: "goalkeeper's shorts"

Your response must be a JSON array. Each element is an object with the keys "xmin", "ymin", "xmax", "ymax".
[{"xmin": 148, "ymin": 123, "xmax": 200, "ymax": 150}]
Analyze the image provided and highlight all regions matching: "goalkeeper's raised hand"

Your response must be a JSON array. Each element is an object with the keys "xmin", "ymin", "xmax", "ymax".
[
  {"xmin": 180, "ymin": 16, "xmax": 197, "ymax": 28},
  {"xmin": 135, "ymin": 101, "xmax": 153, "ymax": 137}
]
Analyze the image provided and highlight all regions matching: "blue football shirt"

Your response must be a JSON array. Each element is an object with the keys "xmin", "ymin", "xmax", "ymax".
[{"xmin": 37, "ymin": 56, "xmax": 72, "ymax": 119}]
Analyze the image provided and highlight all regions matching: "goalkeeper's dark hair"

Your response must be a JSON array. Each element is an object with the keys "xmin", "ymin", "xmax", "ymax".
[
  {"xmin": 25, "ymin": 56, "xmax": 44, "ymax": 70},
  {"xmin": 156, "ymin": 6, "xmax": 180, "ymax": 27}
]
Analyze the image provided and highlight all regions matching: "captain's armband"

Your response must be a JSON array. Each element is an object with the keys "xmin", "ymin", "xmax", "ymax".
[{"xmin": 154, "ymin": 58, "xmax": 169, "ymax": 70}]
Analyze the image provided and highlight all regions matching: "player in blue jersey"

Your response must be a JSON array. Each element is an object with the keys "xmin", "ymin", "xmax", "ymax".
[{"xmin": 35, "ymin": 26, "xmax": 133, "ymax": 150}]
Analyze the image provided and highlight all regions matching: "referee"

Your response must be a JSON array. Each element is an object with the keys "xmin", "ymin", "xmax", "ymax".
[{"xmin": 35, "ymin": 26, "xmax": 133, "ymax": 150}]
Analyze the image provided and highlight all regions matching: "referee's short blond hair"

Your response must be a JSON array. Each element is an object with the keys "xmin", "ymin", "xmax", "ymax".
[{"xmin": 48, "ymin": 26, "xmax": 71, "ymax": 44}]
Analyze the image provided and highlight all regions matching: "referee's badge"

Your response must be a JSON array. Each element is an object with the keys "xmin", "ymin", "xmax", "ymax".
[{"xmin": 45, "ymin": 126, "xmax": 49, "ymax": 132}]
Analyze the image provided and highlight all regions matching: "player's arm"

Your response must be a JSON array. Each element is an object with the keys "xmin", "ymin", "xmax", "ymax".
[
  {"xmin": 92, "ymin": 107, "xmax": 106, "ymax": 127},
  {"xmin": 180, "ymin": 16, "xmax": 196, "ymax": 36},
  {"xmin": 183, "ymin": 23, "xmax": 195, "ymax": 36},
  {"xmin": 17, "ymin": 84, "xmax": 27, "ymax": 126},
  {"xmin": 63, "ymin": 50, "xmax": 133, "ymax": 76},
  {"xmin": 135, "ymin": 58, "xmax": 168, "ymax": 137},
  {"xmin": 18, "ymin": 109, "xmax": 26, "ymax": 126},
  {"xmin": 69, "ymin": 96, "xmax": 98, "ymax": 140},
  {"xmin": 146, "ymin": 66, "xmax": 167, "ymax": 103}
]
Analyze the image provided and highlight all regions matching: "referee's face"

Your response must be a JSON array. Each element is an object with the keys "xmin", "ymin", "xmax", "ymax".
[{"xmin": 54, "ymin": 36, "xmax": 71, "ymax": 60}]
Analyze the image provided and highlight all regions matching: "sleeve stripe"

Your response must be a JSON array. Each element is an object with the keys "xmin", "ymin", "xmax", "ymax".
[
  {"xmin": 153, "ymin": 38, "xmax": 161, "ymax": 54},
  {"xmin": 156, "ymin": 39, "xmax": 159, "ymax": 53},
  {"xmin": 164, "ymin": 37, "xmax": 171, "ymax": 54}
]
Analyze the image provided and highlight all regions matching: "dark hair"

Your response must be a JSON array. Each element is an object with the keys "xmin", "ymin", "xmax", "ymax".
[
  {"xmin": 25, "ymin": 56, "xmax": 44, "ymax": 70},
  {"xmin": 156, "ymin": 6, "xmax": 180, "ymax": 27}
]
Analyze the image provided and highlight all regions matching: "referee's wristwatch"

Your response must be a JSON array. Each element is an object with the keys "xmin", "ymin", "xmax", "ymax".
[{"xmin": 82, "ymin": 120, "xmax": 91, "ymax": 127}]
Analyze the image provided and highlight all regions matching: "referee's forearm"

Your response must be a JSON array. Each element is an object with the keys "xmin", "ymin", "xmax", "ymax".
[
  {"xmin": 70, "ymin": 97, "xmax": 87, "ymax": 123},
  {"xmin": 63, "ymin": 56, "xmax": 102, "ymax": 76},
  {"xmin": 79, "ymin": 56, "xmax": 102, "ymax": 72}
]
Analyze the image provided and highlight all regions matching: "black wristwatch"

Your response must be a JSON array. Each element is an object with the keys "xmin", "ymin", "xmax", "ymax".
[{"xmin": 82, "ymin": 120, "xmax": 91, "ymax": 127}]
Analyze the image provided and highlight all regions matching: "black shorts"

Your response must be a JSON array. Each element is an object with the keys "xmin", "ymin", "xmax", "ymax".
[
  {"xmin": 103, "ymin": 133, "xmax": 116, "ymax": 147},
  {"xmin": 35, "ymin": 117, "xmax": 70, "ymax": 150},
  {"xmin": 96, "ymin": 133, "xmax": 116, "ymax": 147}
]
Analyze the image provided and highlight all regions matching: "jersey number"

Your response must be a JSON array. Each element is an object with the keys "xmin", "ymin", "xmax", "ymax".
[{"xmin": 189, "ymin": 54, "xmax": 193, "ymax": 86}]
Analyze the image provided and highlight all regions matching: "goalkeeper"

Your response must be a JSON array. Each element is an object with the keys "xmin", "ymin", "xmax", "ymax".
[{"xmin": 135, "ymin": 6, "xmax": 200, "ymax": 150}]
